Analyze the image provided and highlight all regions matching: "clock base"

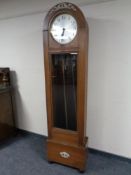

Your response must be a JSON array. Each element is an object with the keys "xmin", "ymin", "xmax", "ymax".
[{"xmin": 47, "ymin": 139, "xmax": 88, "ymax": 171}]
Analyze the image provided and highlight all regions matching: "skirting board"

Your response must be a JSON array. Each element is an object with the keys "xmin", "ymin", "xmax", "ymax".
[{"xmin": 17, "ymin": 128, "xmax": 131, "ymax": 164}]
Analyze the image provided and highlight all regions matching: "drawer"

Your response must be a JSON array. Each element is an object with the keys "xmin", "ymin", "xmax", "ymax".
[{"xmin": 47, "ymin": 140, "xmax": 87, "ymax": 171}]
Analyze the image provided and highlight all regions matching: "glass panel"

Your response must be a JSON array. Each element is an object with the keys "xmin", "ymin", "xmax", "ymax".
[{"xmin": 51, "ymin": 53, "xmax": 77, "ymax": 131}]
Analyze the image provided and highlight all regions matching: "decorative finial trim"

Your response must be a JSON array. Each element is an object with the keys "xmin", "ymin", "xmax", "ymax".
[{"xmin": 49, "ymin": 2, "xmax": 77, "ymax": 15}]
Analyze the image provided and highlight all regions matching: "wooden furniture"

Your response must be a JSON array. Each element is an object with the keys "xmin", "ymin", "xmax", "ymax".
[
  {"xmin": 43, "ymin": 2, "xmax": 88, "ymax": 171},
  {"xmin": 0, "ymin": 68, "xmax": 15, "ymax": 140}
]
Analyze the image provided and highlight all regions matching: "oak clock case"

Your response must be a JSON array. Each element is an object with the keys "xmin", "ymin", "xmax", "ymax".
[{"xmin": 43, "ymin": 2, "xmax": 88, "ymax": 172}]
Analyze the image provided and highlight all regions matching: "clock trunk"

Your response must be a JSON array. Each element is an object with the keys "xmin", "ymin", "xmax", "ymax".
[{"xmin": 43, "ymin": 2, "xmax": 88, "ymax": 172}]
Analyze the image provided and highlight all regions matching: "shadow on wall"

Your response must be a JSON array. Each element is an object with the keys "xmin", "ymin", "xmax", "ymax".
[{"xmin": 10, "ymin": 71, "xmax": 27, "ymax": 130}]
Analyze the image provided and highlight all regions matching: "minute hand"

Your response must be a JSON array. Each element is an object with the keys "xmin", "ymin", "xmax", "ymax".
[{"xmin": 61, "ymin": 28, "xmax": 65, "ymax": 36}]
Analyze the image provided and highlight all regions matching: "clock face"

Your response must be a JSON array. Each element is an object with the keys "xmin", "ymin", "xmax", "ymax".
[{"xmin": 50, "ymin": 14, "xmax": 77, "ymax": 44}]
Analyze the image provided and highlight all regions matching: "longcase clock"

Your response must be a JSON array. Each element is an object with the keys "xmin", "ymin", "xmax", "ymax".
[{"xmin": 43, "ymin": 2, "xmax": 88, "ymax": 171}]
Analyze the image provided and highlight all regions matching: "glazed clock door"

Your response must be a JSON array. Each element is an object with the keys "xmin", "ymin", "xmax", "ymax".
[{"xmin": 51, "ymin": 53, "xmax": 77, "ymax": 131}]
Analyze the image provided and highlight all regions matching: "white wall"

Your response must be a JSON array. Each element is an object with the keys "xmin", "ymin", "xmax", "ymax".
[
  {"xmin": 83, "ymin": 0, "xmax": 131, "ymax": 158},
  {"xmin": 0, "ymin": 0, "xmax": 131, "ymax": 159},
  {"xmin": 0, "ymin": 13, "xmax": 48, "ymax": 135}
]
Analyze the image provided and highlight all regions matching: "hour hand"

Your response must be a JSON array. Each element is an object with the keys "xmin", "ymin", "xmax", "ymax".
[{"xmin": 61, "ymin": 28, "xmax": 65, "ymax": 36}]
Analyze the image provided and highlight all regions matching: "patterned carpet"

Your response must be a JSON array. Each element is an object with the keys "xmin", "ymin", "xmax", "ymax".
[{"xmin": 0, "ymin": 131, "xmax": 130, "ymax": 175}]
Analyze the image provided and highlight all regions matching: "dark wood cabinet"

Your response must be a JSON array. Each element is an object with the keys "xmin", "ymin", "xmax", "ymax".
[
  {"xmin": 43, "ymin": 2, "xmax": 88, "ymax": 171},
  {"xmin": 0, "ymin": 68, "xmax": 15, "ymax": 140}
]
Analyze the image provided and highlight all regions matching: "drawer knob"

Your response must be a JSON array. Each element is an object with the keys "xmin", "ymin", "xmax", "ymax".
[{"xmin": 59, "ymin": 151, "xmax": 70, "ymax": 159}]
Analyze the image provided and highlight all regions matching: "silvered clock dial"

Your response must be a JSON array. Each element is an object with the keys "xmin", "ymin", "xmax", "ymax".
[{"xmin": 50, "ymin": 14, "xmax": 77, "ymax": 44}]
